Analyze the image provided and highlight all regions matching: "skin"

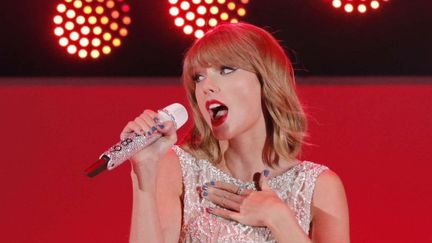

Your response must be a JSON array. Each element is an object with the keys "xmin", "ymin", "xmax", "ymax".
[{"xmin": 126, "ymin": 66, "xmax": 350, "ymax": 242}]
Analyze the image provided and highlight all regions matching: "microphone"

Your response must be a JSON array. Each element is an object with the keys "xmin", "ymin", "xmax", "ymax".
[{"xmin": 84, "ymin": 103, "xmax": 188, "ymax": 178}]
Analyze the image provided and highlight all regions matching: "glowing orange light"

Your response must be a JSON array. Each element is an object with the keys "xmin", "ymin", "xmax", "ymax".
[
  {"xmin": 76, "ymin": 16, "xmax": 85, "ymax": 24},
  {"xmin": 330, "ymin": 0, "xmax": 389, "ymax": 15},
  {"xmin": 169, "ymin": 0, "xmax": 250, "ymax": 39},
  {"xmin": 196, "ymin": 18, "xmax": 205, "ymax": 27},
  {"xmin": 112, "ymin": 38, "xmax": 121, "ymax": 47},
  {"xmin": 175, "ymin": 17, "xmax": 185, "ymax": 26},
  {"xmin": 103, "ymin": 32, "xmax": 112, "ymax": 41},
  {"xmin": 67, "ymin": 45, "xmax": 77, "ymax": 54},
  {"xmin": 344, "ymin": 3, "xmax": 353, "ymax": 13},
  {"xmin": 186, "ymin": 12, "xmax": 196, "ymax": 21},
  {"xmin": 100, "ymin": 16, "xmax": 109, "ymax": 24},
  {"xmin": 119, "ymin": 28, "xmax": 128, "ymax": 37},
  {"xmin": 183, "ymin": 25, "xmax": 193, "ymax": 34},
  {"xmin": 80, "ymin": 38, "xmax": 90, "ymax": 47},
  {"xmin": 83, "ymin": 6, "xmax": 92, "ymax": 14},
  {"xmin": 95, "ymin": 6, "xmax": 104, "ymax": 14},
  {"xmin": 70, "ymin": 31, "xmax": 79, "ymax": 41},
  {"xmin": 170, "ymin": 7, "xmax": 180, "ymax": 16},
  {"xmin": 220, "ymin": 12, "xmax": 229, "ymax": 20},
  {"xmin": 110, "ymin": 22, "xmax": 119, "ymax": 31},
  {"xmin": 195, "ymin": 29, "xmax": 204, "ymax": 38},
  {"xmin": 332, "ymin": 0, "xmax": 342, "ymax": 8},
  {"xmin": 92, "ymin": 38, "xmax": 101, "ymax": 47},
  {"xmin": 111, "ymin": 10, "xmax": 120, "ymax": 19},
  {"xmin": 358, "ymin": 4, "xmax": 367, "ymax": 13},
  {"xmin": 59, "ymin": 37, "xmax": 69, "ymax": 46},
  {"xmin": 371, "ymin": 1, "xmax": 380, "ymax": 9},
  {"xmin": 106, "ymin": 1, "xmax": 115, "ymax": 8},
  {"xmin": 227, "ymin": 2, "xmax": 236, "ymax": 10},
  {"xmin": 180, "ymin": 1, "xmax": 190, "ymax": 10},
  {"xmin": 65, "ymin": 21, "xmax": 74, "ymax": 30},
  {"xmin": 91, "ymin": 50, "xmax": 100, "ymax": 59},
  {"xmin": 66, "ymin": 9, "xmax": 76, "ymax": 18},
  {"xmin": 54, "ymin": 15, "xmax": 63, "ymax": 24},
  {"xmin": 209, "ymin": 18, "xmax": 218, "ymax": 27},
  {"xmin": 81, "ymin": 26, "xmax": 90, "ymax": 35},
  {"xmin": 78, "ymin": 49, "xmax": 88, "ymax": 58},
  {"xmin": 74, "ymin": 1, "xmax": 83, "ymax": 8},
  {"xmin": 88, "ymin": 16, "xmax": 97, "ymax": 24},
  {"xmin": 102, "ymin": 46, "xmax": 111, "ymax": 54},
  {"xmin": 197, "ymin": 6, "xmax": 207, "ymax": 15},
  {"xmin": 57, "ymin": 4, "xmax": 66, "ymax": 13},
  {"xmin": 237, "ymin": 8, "xmax": 246, "ymax": 16},
  {"xmin": 210, "ymin": 6, "xmax": 219, "ymax": 14},
  {"xmin": 93, "ymin": 26, "xmax": 102, "ymax": 35}
]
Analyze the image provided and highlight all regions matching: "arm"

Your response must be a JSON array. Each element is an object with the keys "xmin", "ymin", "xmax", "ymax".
[
  {"xmin": 129, "ymin": 149, "xmax": 183, "ymax": 243},
  {"xmin": 310, "ymin": 170, "xmax": 350, "ymax": 243}
]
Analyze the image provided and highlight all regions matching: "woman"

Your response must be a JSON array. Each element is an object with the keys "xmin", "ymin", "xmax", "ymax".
[{"xmin": 123, "ymin": 23, "xmax": 349, "ymax": 242}]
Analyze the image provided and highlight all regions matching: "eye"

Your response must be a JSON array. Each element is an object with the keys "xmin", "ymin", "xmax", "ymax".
[
  {"xmin": 192, "ymin": 74, "xmax": 205, "ymax": 83},
  {"xmin": 220, "ymin": 66, "xmax": 237, "ymax": 75}
]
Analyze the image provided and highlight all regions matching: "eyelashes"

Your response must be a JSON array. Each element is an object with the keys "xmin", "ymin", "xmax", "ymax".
[{"xmin": 191, "ymin": 66, "xmax": 238, "ymax": 83}]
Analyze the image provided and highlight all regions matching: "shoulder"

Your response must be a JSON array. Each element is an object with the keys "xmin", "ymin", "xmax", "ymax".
[
  {"xmin": 310, "ymin": 169, "xmax": 350, "ymax": 241},
  {"xmin": 312, "ymin": 169, "xmax": 347, "ymax": 213}
]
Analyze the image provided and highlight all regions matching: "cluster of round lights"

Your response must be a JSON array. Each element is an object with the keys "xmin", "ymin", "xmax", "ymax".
[
  {"xmin": 331, "ymin": 0, "xmax": 390, "ymax": 14},
  {"xmin": 169, "ymin": 0, "xmax": 250, "ymax": 39},
  {"xmin": 53, "ymin": 0, "xmax": 131, "ymax": 59}
]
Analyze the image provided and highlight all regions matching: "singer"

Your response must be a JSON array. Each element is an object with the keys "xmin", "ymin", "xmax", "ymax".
[{"xmin": 124, "ymin": 23, "xmax": 349, "ymax": 242}]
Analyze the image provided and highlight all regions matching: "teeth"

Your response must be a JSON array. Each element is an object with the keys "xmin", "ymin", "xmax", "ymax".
[{"xmin": 209, "ymin": 103, "xmax": 222, "ymax": 109}]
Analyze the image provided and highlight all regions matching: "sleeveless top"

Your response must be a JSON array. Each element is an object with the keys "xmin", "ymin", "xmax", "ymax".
[{"xmin": 172, "ymin": 145, "xmax": 329, "ymax": 243}]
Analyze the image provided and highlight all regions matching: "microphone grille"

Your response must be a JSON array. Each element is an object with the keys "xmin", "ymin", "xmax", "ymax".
[{"xmin": 161, "ymin": 103, "xmax": 188, "ymax": 129}]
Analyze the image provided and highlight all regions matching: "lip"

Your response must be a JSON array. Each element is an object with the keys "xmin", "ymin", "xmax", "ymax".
[{"xmin": 205, "ymin": 99, "xmax": 228, "ymax": 127}]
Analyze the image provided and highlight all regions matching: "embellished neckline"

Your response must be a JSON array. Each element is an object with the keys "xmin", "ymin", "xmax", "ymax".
[{"xmin": 200, "ymin": 158, "xmax": 304, "ymax": 186}]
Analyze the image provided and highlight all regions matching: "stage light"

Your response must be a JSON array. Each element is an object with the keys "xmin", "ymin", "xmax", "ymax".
[
  {"xmin": 53, "ymin": 0, "xmax": 131, "ymax": 60},
  {"xmin": 168, "ymin": 0, "xmax": 250, "ymax": 38},
  {"xmin": 328, "ymin": 0, "xmax": 390, "ymax": 15}
]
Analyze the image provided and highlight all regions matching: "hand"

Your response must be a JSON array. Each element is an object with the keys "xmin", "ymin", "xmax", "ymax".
[
  {"xmin": 120, "ymin": 109, "xmax": 177, "ymax": 184},
  {"xmin": 202, "ymin": 170, "xmax": 294, "ymax": 227}
]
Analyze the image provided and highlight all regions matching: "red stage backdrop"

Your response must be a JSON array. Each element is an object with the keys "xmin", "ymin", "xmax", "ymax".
[{"xmin": 0, "ymin": 77, "xmax": 430, "ymax": 243}]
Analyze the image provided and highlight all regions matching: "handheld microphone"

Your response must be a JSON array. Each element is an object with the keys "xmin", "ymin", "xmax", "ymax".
[{"xmin": 84, "ymin": 103, "xmax": 188, "ymax": 178}]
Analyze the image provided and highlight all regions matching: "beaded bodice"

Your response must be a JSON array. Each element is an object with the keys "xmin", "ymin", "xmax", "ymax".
[{"xmin": 173, "ymin": 145, "xmax": 328, "ymax": 243}]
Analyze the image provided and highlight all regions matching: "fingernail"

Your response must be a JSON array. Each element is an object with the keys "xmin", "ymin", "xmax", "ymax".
[
  {"xmin": 263, "ymin": 169, "xmax": 270, "ymax": 177},
  {"xmin": 210, "ymin": 181, "xmax": 216, "ymax": 187},
  {"xmin": 201, "ymin": 191, "xmax": 208, "ymax": 197},
  {"xmin": 151, "ymin": 126, "xmax": 157, "ymax": 132},
  {"xmin": 158, "ymin": 124, "xmax": 165, "ymax": 129},
  {"xmin": 202, "ymin": 185, "xmax": 208, "ymax": 191},
  {"xmin": 147, "ymin": 131, "xmax": 152, "ymax": 136},
  {"xmin": 206, "ymin": 207, "xmax": 214, "ymax": 214},
  {"xmin": 153, "ymin": 117, "xmax": 159, "ymax": 123}
]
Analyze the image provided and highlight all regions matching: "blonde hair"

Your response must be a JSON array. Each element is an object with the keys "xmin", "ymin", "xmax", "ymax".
[{"xmin": 182, "ymin": 23, "xmax": 306, "ymax": 167}]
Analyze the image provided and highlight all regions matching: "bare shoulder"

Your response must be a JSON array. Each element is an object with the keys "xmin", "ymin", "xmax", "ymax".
[{"xmin": 310, "ymin": 169, "xmax": 350, "ymax": 242}]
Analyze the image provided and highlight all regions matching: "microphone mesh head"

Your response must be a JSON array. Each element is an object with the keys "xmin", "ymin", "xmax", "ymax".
[{"xmin": 162, "ymin": 103, "xmax": 188, "ymax": 129}]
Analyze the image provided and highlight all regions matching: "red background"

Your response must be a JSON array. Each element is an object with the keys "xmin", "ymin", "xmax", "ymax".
[{"xmin": 1, "ymin": 77, "xmax": 431, "ymax": 243}]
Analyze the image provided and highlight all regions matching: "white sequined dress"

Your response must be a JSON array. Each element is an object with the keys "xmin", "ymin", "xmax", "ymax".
[{"xmin": 173, "ymin": 145, "xmax": 328, "ymax": 243}]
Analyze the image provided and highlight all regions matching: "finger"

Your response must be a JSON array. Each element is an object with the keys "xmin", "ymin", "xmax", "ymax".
[
  {"xmin": 210, "ymin": 181, "xmax": 241, "ymax": 194},
  {"xmin": 134, "ymin": 117, "xmax": 152, "ymax": 135},
  {"xmin": 204, "ymin": 190, "xmax": 241, "ymax": 211},
  {"xmin": 207, "ymin": 186, "xmax": 244, "ymax": 204},
  {"xmin": 207, "ymin": 207, "xmax": 241, "ymax": 222},
  {"xmin": 120, "ymin": 121, "xmax": 142, "ymax": 140},
  {"xmin": 258, "ymin": 169, "xmax": 271, "ymax": 191},
  {"xmin": 138, "ymin": 112, "xmax": 158, "ymax": 135}
]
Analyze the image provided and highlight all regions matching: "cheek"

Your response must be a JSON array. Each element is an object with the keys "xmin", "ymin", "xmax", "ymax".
[{"xmin": 194, "ymin": 90, "xmax": 211, "ymax": 122}]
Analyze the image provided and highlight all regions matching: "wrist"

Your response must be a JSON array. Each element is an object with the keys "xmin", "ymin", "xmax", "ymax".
[{"xmin": 265, "ymin": 203, "xmax": 294, "ymax": 231}]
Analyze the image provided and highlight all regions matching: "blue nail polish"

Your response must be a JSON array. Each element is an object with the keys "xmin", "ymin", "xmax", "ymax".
[
  {"xmin": 151, "ymin": 126, "xmax": 157, "ymax": 132},
  {"xmin": 202, "ymin": 191, "xmax": 208, "ymax": 197},
  {"xmin": 158, "ymin": 124, "xmax": 165, "ymax": 129},
  {"xmin": 202, "ymin": 185, "xmax": 208, "ymax": 191},
  {"xmin": 147, "ymin": 131, "xmax": 152, "ymax": 136},
  {"xmin": 263, "ymin": 169, "xmax": 270, "ymax": 177},
  {"xmin": 210, "ymin": 181, "xmax": 216, "ymax": 186}
]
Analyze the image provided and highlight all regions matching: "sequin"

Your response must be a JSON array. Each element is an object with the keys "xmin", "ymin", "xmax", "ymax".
[{"xmin": 173, "ymin": 145, "xmax": 328, "ymax": 242}]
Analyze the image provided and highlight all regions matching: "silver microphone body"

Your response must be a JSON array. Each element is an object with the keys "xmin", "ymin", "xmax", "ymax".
[{"xmin": 85, "ymin": 103, "xmax": 188, "ymax": 177}]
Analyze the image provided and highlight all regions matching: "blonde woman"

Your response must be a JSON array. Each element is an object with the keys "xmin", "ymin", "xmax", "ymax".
[{"xmin": 124, "ymin": 23, "xmax": 350, "ymax": 242}]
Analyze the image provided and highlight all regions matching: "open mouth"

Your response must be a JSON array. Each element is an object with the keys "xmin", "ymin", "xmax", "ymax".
[{"xmin": 206, "ymin": 100, "xmax": 229, "ymax": 127}]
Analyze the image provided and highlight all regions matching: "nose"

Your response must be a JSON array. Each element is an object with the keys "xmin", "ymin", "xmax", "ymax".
[{"xmin": 202, "ymin": 77, "xmax": 220, "ymax": 95}]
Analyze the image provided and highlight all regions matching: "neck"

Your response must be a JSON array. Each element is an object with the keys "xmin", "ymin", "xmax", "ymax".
[{"xmin": 219, "ymin": 114, "xmax": 268, "ymax": 182}]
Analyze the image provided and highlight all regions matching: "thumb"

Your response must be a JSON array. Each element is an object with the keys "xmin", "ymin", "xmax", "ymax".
[{"xmin": 258, "ymin": 169, "xmax": 271, "ymax": 191}]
